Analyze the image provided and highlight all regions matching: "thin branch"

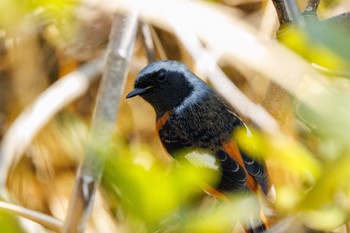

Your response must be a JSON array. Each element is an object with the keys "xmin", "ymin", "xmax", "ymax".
[
  {"xmin": 61, "ymin": 12, "xmax": 138, "ymax": 233},
  {"xmin": 304, "ymin": 0, "xmax": 320, "ymax": 14},
  {"xmin": 271, "ymin": 0, "xmax": 293, "ymax": 26},
  {"xmin": 285, "ymin": 0, "xmax": 304, "ymax": 26},
  {"xmin": 0, "ymin": 55, "xmax": 105, "ymax": 190},
  {"xmin": 139, "ymin": 21, "xmax": 156, "ymax": 63},
  {"xmin": 0, "ymin": 201, "xmax": 63, "ymax": 232},
  {"xmin": 150, "ymin": 26, "xmax": 168, "ymax": 60}
]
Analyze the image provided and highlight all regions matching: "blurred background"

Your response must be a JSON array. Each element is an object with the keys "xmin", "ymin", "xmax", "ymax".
[{"xmin": 0, "ymin": 0, "xmax": 350, "ymax": 232}]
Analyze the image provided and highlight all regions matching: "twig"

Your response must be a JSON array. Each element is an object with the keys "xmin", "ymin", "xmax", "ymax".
[
  {"xmin": 61, "ymin": 12, "xmax": 138, "ymax": 233},
  {"xmin": 150, "ymin": 26, "xmax": 167, "ymax": 60},
  {"xmin": 0, "ymin": 55, "xmax": 105, "ymax": 190},
  {"xmin": 304, "ymin": 0, "xmax": 320, "ymax": 14},
  {"xmin": 0, "ymin": 201, "xmax": 63, "ymax": 232},
  {"xmin": 271, "ymin": 0, "xmax": 293, "ymax": 26},
  {"xmin": 139, "ymin": 21, "xmax": 156, "ymax": 63},
  {"xmin": 285, "ymin": 0, "xmax": 304, "ymax": 26}
]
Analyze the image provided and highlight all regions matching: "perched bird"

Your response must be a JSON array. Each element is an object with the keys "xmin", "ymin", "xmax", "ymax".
[{"xmin": 126, "ymin": 60, "xmax": 274, "ymax": 233}]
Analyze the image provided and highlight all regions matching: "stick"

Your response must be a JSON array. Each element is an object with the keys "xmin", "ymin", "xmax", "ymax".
[
  {"xmin": 139, "ymin": 21, "xmax": 156, "ymax": 63},
  {"xmin": 0, "ymin": 56, "xmax": 104, "ymax": 189},
  {"xmin": 0, "ymin": 201, "xmax": 63, "ymax": 232},
  {"xmin": 271, "ymin": 0, "xmax": 293, "ymax": 26},
  {"xmin": 61, "ymin": 12, "xmax": 138, "ymax": 233}
]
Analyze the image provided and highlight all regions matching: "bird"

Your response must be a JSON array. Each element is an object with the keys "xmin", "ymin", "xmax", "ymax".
[{"xmin": 126, "ymin": 60, "xmax": 275, "ymax": 233}]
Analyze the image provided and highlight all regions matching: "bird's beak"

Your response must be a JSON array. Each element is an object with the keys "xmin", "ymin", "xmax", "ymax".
[{"xmin": 126, "ymin": 86, "xmax": 152, "ymax": 99}]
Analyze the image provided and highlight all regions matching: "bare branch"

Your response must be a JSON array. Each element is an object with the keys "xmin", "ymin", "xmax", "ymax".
[
  {"xmin": 285, "ymin": 0, "xmax": 304, "ymax": 26},
  {"xmin": 271, "ymin": 0, "xmax": 293, "ymax": 26},
  {"xmin": 150, "ymin": 26, "xmax": 168, "ymax": 60},
  {"xmin": 0, "ymin": 201, "xmax": 63, "ymax": 232},
  {"xmin": 139, "ymin": 21, "xmax": 156, "ymax": 63},
  {"xmin": 0, "ymin": 56, "xmax": 105, "ymax": 190},
  {"xmin": 304, "ymin": 0, "xmax": 320, "ymax": 14},
  {"xmin": 61, "ymin": 12, "xmax": 138, "ymax": 233}
]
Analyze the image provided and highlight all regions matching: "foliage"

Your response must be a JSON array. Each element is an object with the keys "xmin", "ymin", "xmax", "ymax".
[
  {"xmin": 0, "ymin": 211, "xmax": 25, "ymax": 233},
  {"xmin": 0, "ymin": 0, "xmax": 350, "ymax": 233},
  {"xmin": 102, "ymin": 138, "xmax": 260, "ymax": 233}
]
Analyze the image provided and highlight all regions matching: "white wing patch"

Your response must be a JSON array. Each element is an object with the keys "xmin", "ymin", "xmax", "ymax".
[{"xmin": 185, "ymin": 151, "xmax": 220, "ymax": 170}]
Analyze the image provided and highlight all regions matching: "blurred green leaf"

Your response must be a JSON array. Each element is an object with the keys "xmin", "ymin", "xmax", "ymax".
[
  {"xmin": 303, "ymin": 205, "xmax": 348, "ymax": 230},
  {"xmin": 277, "ymin": 16, "xmax": 350, "ymax": 72},
  {"xmin": 0, "ymin": 0, "xmax": 77, "ymax": 42},
  {"xmin": 234, "ymin": 128, "xmax": 350, "ymax": 229},
  {"xmin": 275, "ymin": 185, "xmax": 302, "ymax": 212},
  {"xmin": 299, "ymin": 152, "xmax": 350, "ymax": 210},
  {"xmin": 235, "ymin": 128, "xmax": 322, "ymax": 182},
  {"xmin": 295, "ymin": 89, "xmax": 350, "ymax": 141},
  {"xmin": 103, "ymin": 139, "xmax": 222, "ymax": 231},
  {"xmin": 181, "ymin": 195, "xmax": 258, "ymax": 233},
  {"xmin": 278, "ymin": 25, "xmax": 348, "ymax": 71},
  {"xmin": 102, "ymin": 136, "xmax": 266, "ymax": 232},
  {"xmin": 0, "ymin": 211, "xmax": 25, "ymax": 233}
]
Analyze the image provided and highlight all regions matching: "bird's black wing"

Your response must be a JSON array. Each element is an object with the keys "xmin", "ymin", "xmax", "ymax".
[
  {"xmin": 225, "ymin": 108, "xmax": 272, "ymax": 197},
  {"xmin": 215, "ymin": 150, "xmax": 248, "ymax": 193},
  {"xmin": 238, "ymin": 123, "xmax": 272, "ymax": 197},
  {"xmin": 240, "ymin": 149, "xmax": 270, "ymax": 195}
]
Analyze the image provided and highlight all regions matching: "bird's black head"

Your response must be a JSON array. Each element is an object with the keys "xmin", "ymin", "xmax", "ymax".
[{"xmin": 126, "ymin": 60, "xmax": 195, "ymax": 117}]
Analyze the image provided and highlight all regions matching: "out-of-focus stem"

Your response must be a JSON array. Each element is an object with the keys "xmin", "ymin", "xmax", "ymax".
[
  {"xmin": 139, "ymin": 21, "xmax": 156, "ymax": 63},
  {"xmin": 304, "ymin": 0, "xmax": 320, "ymax": 14},
  {"xmin": 271, "ymin": 0, "xmax": 293, "ymax": 26},
  {"xmin": 0, "ymin": 201, "xmax": 63, "ymax": 232},
  {"xmin": 61, "ymin": 12, "xmax": 138, "ymax": 233}
]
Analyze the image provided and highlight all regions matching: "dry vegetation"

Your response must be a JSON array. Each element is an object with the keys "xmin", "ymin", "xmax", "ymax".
[{"xmin": 0, "ymin": 0, "xmax": 350, "ymax": 233}]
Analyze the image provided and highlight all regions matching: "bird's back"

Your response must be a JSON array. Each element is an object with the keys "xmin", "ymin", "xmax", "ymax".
[
  {"xmin": 157, "ymin": 82, "xmax": 240, "ymax": 153},
  {"xmin": 157, "ymin": 82, "xmax": 255, "ymax": 191}
]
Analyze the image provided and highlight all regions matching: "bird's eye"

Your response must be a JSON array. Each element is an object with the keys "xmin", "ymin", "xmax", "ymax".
[{"xmin": 156, "ymin": 71, "xmax": 166, "ymax": 82}]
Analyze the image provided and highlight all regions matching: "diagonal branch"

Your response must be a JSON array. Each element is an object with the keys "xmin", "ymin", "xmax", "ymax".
[
  {"xmin": 139, "ymin": 21, "xmax": 156, "ymax": 63},
  {"xmin": 61, "ymin": 12, "xmax": 138, "ymax": 233},
  {"xmin": 0, "ymin": 201, "xmax": 63, "ymax": 232},
  {"xmin": 150, "ymin": 26, "xmax": 168, "ymax": 60},
  {"xmin": 0, "ymin": 55, "xmax": 105, "ymax": 190}
]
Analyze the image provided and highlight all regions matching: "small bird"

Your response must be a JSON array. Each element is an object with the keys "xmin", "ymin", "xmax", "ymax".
[{"xmin": 126, "ymin": 60, "xmax": 274, "ymax": 233}]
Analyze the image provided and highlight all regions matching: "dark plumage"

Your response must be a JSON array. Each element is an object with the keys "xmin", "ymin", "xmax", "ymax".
[{"xmin": 127, "ymin": 60, "xmax": 274, "ymax": 232}]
